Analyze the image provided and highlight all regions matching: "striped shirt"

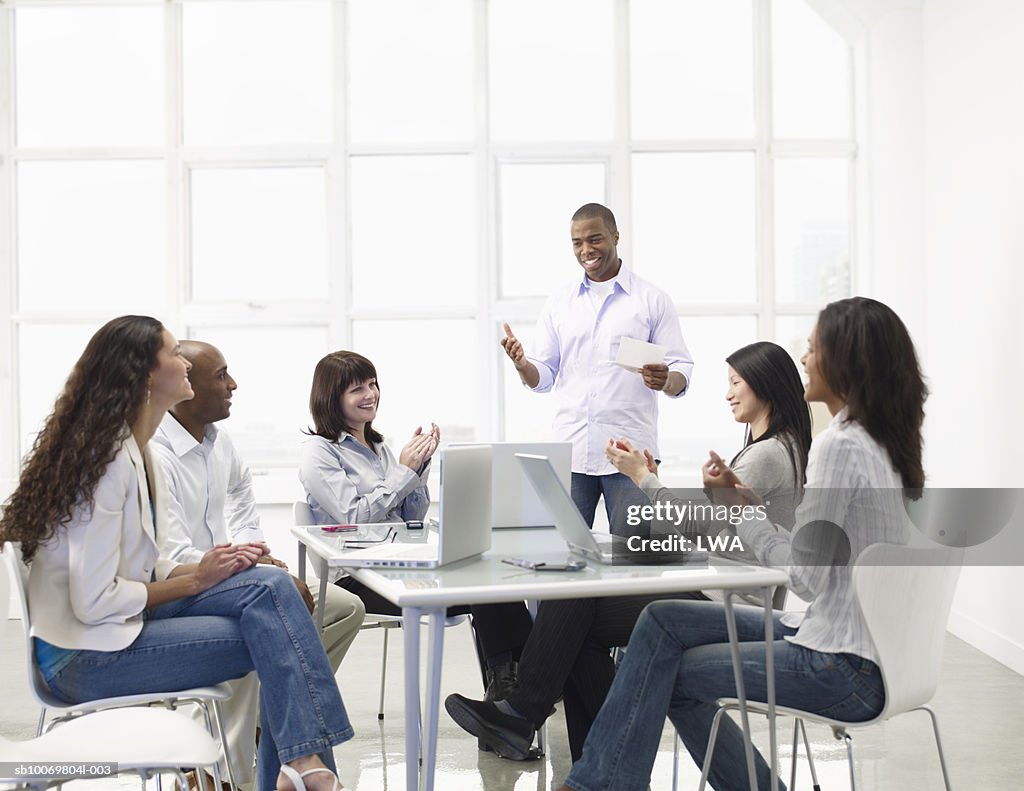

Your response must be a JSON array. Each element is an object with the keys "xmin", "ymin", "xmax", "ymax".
[{"xmin": 737, "ymin": 408, "xmax": 909, "ymax": 663}]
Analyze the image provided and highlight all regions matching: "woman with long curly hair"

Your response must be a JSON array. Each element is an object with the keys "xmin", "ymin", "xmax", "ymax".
[
  {"xmin": 556, "ymin": 297, "xmax": 928, "ymax": 791},
  {"xmin": 0, "ymin": 316, "xmax": 351, "ymax": 791}
]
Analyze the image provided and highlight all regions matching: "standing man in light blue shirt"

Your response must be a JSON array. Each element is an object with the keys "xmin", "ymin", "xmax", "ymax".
[{"xmin": 501, "ymin": 203, "xmax": 693, "ymax": 535}]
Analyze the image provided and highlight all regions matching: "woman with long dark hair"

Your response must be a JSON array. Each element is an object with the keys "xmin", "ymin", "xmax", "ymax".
[
  {"xmin": 298, "ymin": 350, "xmax": 440, "ymax": 615},
  {"xmin": 556, "ymin": 297, "xmax": 927, "ymax": 791},
  {"xmin": 0, "ymin": 316, "xmax": 352, "ymax": 791},
  {"xmin": 445, "ymin": 342, "xmax": 812, "ymax": 763},
  {"xmin": 607, "ymin": 340, "xmax": 812, "ymax": 551}
]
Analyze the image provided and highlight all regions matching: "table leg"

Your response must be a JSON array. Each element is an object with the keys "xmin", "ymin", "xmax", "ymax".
[
  {"xmin": 297, "ymin": 543, "xmax": 307, "ymax": 584},
  {"xmin": 422, "ymin": 608, "xmax": 446, "ymax": 791},
  {"xmin": 403, "ymin": 606, "xmax": 422, "ymax": 791},
  {"xmin": 722, "ymin": 591, "xmax": 759, "ymax": 790},
  {"xmin": 764, "ymin": 586, "xmax": 779, "ymax": 791},
  {"xmin": 316, "ymin": 557, "xmax": 329, "ymax": 632}
]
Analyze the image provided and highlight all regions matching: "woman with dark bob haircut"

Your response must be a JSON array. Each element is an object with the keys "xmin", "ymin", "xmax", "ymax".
[
  {"xmin": 299, "ymin": 350, "xmax": 440, "ymax": 614},
  {"xmin": 0, "ymin": 316, "xmax": 352, "ymax": 791},
  {"xmin": 556, "ymin": 297, "xmax": 927, "ymax": 791},
  {"xmin": 446, "ymin": 341, "xmax": 812, "ymax": 762}
]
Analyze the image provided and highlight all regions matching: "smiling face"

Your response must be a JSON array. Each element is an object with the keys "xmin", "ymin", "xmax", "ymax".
[
  {"xmin": 570, "ymin": 216, "xmax": 621, "ymax": 283},
  {"xmin": 149, "ymin": 329, "xmax": 193, "ymax": 408},
  {"xmin": 340, "ymin": 378, "xmax": 379, "ymax": 429},
  {"xmin": 801, "ymin": 325, "xmax": 840, "ymax": 408},
  {"xmin": 183, "ymin": 344, "xmax": 236, "ymax": 425},
  {"xmin": 726, "ymin": 365, "xmax": 771, "ymax": 433}
]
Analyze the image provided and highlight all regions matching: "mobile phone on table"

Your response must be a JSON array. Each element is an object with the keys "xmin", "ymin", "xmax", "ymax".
[
  {"xmin": 406, "ymin": 520, "xmax": 424, "ymax": 530},
  {"xmin": 502, "ymin": 558, "xmax": 587, "ymax": 572},
  {"xmin": 320, "ymin": 524, "xmax": 359, "ymax": 533}
]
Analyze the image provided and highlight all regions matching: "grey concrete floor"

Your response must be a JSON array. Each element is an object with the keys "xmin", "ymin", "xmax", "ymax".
[{"xmin": 2, "ymin": 618, "xmax": 1023, "ymax": 790}]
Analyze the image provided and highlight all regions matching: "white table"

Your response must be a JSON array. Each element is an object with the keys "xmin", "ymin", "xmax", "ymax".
[{"xmin": 294, "ymin": 525, "xmax": 788, "ymax": 791}]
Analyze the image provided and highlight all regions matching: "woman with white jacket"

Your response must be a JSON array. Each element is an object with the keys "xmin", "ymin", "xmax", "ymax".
[{"xmin": 0, "ymin": 315, "xmax": 351, "ymax": 791}]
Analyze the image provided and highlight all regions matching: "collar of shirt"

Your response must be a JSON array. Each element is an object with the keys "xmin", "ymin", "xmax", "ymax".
[
  {"xmin": 336, "ymin": 431, "xmax": 384, "ymax": 459},
  {"xmin": 574, "ymin": 262, "xmax": 633, "ymax": 297},
  {"xmin": 159, "ymin": 412, "xmax": 218, "ymax": 459},
  {"xmin": 831, "ymin": 406, "xmax": 850, "ymax": 426}
]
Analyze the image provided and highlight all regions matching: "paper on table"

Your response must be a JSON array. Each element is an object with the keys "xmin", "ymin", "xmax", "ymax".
[{"xmin": 614, "ymin": 337, "xmax": 667, "ymax": 372}]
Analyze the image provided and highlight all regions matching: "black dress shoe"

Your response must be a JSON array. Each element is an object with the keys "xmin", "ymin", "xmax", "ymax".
[
  {"xmin": 479, "ymin": 661, "xmax": 518, "ymax": 752},
  {"xmin": 445, "ymin": 694, "xmax": 537, "ymax": 761}
]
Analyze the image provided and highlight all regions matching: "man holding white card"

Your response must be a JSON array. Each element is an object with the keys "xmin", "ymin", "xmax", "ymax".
[{"xmin": 500, "ymin": 203, "xmax": 694, "ymax": 536}]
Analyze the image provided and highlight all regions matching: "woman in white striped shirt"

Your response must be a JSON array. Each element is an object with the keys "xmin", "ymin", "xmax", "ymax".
[{"xmin": 557, "ymin": 297, "xmax": 927, "ymax": 791}]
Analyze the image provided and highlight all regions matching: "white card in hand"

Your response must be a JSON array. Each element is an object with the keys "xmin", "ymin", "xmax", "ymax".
[{"xmin": 614, "ymin": 337, "xmax": 666, "ymax": 372}]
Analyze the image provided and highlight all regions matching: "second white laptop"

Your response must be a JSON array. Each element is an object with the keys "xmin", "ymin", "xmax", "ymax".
[
  {"xmin": 451, "ymin": 441, "xmax": 572, "ymax": 528},
  {"xmin": 322, "ymin": 445, "xmax": 492, "ymax": 569},
  {"xmin": 516, "ymin": 453, "xmax": 707, "ymax": 566}
]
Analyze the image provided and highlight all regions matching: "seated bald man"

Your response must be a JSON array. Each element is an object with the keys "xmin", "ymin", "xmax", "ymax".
[{"xmin": 152, "ymin": 340, "xmax": 365, "ymax": 791}]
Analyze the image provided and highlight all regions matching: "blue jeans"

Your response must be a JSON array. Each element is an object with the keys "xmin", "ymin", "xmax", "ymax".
[
  {"xmin": 571, "ymin": 472, "xmax": 650, "ymax": 537},
  {"xmin": 45, "ymin": 566, "xmax": 353, "ymax": 791},
  {"xmin": 564, "ymin": 599, "xmax": 885, "ymax": 791}
]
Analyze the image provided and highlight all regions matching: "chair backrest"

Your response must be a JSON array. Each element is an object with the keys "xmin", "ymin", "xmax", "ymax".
[
  {"xmin": 853, "ymin": 542, "xmax": 962, "ymax": 718},
  {"xmin": 1, "ymin": 542, "xmax": 68, "ymax": 709},
  {"xmin": 293, "ymin": 500, "xmax": 315, "ymax": 527}
]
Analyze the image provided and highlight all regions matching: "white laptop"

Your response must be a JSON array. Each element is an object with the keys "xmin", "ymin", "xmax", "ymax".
[
  {"xmin": 321, "ymin": 445, "xmax": 492, "ymax": 569},
  {"xmin": 451, "ymin": 441, "xmax": 572, "ymax": 528},
  {"xmin": 516, "ymin": 453, "xmax": 707, "ymax": 566}
]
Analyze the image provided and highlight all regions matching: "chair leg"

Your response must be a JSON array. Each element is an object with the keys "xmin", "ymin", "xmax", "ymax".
[
  {"xmin": 536, "ymin": 721, "xmax": 546, "ymax": 755},
  {"xmin": 799, "ymin": 719, "xmax": 820, "ymax": 791},
  {"xmin": 36, "ymin": 706, "xmax": 46, "ymax": 737},
  {"xmin": 789, "ymin": 718, "xmax": 800, "ymax": 791},
  {"xmin": 920, "ymin": 706, "xmax": 954, "ymax": 791},
  {"xmin": 840, "ymin": 730, "xmax": 856, "ymax": 791},
  {"xmin": 672, "ymin": 729, "xmax": 681, "ymax": 791},
  {"xmin": 379, "ymin": 626, "xmax": 391, "ymax": 720},
  {"xmin": 209, "ymin": 700, "xmax": 237, "ymax": 791},
  {"xmin": 698, "ymin": 705, "xmax": 730, "ymax": 791}
]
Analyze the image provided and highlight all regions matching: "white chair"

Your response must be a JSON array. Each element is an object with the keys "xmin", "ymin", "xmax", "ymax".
[
  {"xmin": 292, "ymin": 501, "xmax": 470, "ymax": 720},
  {"xmin": 0, "ymin": 551, "xmax": 222, "ymax": 791},
  {"xmin": 696, "ymin": 542, "xmax": 962, "ymax": 791},
  {"xmin": 0, "ymin": 708, "xmax": 223, "ymax": 791},
  {"xmin": 1, "ymin": 542, "xmax": 238, "ymax": 790}
]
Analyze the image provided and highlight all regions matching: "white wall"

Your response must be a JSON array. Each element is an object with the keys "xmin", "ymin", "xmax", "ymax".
[
  {"xmin": 921, "ymin": 0, "xmax": 1024, "ymax": 675},
  {"xmin": 863, "ymin": 0, "xmax": 1024, "ymax": 674}
]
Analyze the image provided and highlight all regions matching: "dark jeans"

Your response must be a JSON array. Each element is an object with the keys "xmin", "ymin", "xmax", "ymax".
[
  {"xmin": 571, "ymin": 471, "xmax": 651, "ymax": 537},
  {"xmin": 564, "ymin": 600, "xmax": 884, "ymax": 791}
]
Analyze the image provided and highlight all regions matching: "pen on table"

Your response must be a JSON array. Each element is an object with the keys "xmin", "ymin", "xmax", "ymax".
[{"xmin": 502, "ymin": 558, "xmax": 540, "ymax": 569}]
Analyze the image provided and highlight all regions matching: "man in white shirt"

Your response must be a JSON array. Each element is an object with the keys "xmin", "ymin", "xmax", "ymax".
[
  {"xmin": 501, "ymin": 203, "xmax": 694, "ymax": 535},
  {"xmin": 153, "ymin": 340, "xmax": 365, "ymax": 790}
]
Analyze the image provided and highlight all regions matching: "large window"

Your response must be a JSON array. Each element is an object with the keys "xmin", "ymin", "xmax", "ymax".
[{"xmin": 0, "ymin": 0, "xmax": 857, "ymax": 490}]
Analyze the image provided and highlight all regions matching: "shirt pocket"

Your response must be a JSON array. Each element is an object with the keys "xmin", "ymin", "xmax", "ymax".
[{"xmin": 603, "ymin": 315, "xmax": 653, "ymax": 363}]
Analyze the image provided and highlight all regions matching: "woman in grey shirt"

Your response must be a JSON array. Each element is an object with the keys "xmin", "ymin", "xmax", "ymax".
[
  {"xmin": 299, "ymin": 350, "xmax": 440, "ymax": 614},
  {"xmin": 609, "ymin": 341, "xmax": 812, "ymax": 571}
]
